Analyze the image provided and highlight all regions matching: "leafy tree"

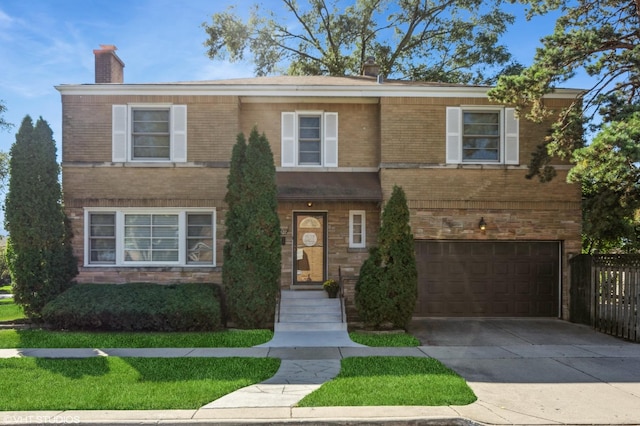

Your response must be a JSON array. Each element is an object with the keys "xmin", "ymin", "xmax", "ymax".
[
  {"xmin": 0, "ymin": 100, "xmax": 12, "ymax": 132},
  {"xmin": 489, "ymin": 0, "xmax": 640, "ymax": 252},
  {"xmin": 4, "ymin": 116, "xmax": 78, "ymax": 319},
  {"xmin": 203, "ymin": 0, "xmax": 514, "ymax": 83},
  {"xmin": 356, "ymin": 185, "xmax": 417, "ymax": 329},
  {"xmin": 223, "ymin": 127, "xmax": 281, "ymax": 328}
]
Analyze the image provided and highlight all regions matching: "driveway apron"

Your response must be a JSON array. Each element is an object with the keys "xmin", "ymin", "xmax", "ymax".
[{"xmin": 409, "ymin": 318, "xmax": 640, "ymax": 425}]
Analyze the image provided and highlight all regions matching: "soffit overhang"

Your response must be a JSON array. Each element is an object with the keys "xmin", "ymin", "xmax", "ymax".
[{"xmin": 276, "ymin": 171, "xmax": 382, "ymax": 202}]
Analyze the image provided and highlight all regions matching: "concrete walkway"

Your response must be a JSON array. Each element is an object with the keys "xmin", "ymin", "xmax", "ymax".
[{"xmin": 2, "ymin": 319, "xmax": 640, "ymax": 425}]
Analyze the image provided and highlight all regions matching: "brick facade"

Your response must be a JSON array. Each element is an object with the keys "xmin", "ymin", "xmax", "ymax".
[{"xmin": 58, "ymin": 76, "xmax": 582, "ymax": 320}]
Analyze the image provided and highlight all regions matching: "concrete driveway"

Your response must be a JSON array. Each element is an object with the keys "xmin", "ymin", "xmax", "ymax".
[{"xmin": 408, "ymin": 318, "xmax": 640, "ymax": 425}]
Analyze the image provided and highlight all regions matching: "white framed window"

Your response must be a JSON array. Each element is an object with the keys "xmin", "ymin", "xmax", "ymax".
[
  {"xmin": 446, "ymin": 107, "xmax": 518, "ymax": 165},
  {"xmin": 281, "ymin": 111, "xmax": 338, "ymax": 167},
  {"xmin": 85, "ymin": 208, "xmax": 215, "ymax": 267},
  {"xmin": 349, "ymin": 210, "xmax": 366, "ymax": 248},
  {"xmin": 112, "ymin": 104, "xmax": 187, "ymax": 163}
]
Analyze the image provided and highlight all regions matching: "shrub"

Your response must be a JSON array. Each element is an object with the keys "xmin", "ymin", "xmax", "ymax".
[{"xmin": 42, "ymin": 283, "xmax": 223, "ymax": 331}]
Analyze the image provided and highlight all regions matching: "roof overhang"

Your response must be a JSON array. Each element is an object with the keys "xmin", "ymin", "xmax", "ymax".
[
  {"xmin": 55, "ymin": 78, "xmax": 584, "ymax": 99},
  {"xmin": 277, "ymin": 172, "xmax": 382, "ymax": 202}
]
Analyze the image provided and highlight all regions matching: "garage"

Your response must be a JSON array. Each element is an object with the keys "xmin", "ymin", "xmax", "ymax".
[{"xmin": 415, "ymin": 241, "xmax": 560, "ymax": 317}]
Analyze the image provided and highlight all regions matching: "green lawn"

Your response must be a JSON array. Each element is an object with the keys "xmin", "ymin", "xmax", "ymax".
[
  {"xmin": 0, "ymin": 329, "xmax": 423, "ymax": 349},
  {"xmin": 0, "ymin": 357, "xmax": 280, "ymax": 410},
  {"xmin": 0, "ymin": 329, "xmax": 273, "ymax": 348},
  {"xmin": 298, "ymin": 357, "xmax": 477, "ymax": 407},
  {"xmin": 349, "ymin": 331, "xmax": 420, "ymax": 347},
  {"xmin": 0, "ymin": 298, "xmax": 24, "ymax": 322}
]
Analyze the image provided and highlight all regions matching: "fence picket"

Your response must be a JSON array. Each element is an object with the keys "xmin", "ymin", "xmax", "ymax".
[{"xmin": 578, "ymin": 254, "xmax": 640, "ymax": 343}]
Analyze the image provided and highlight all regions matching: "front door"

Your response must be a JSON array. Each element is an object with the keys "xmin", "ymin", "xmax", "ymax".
[{"xmin": 293, "ymin": 212, "xmax": 327, "ymax": 285}]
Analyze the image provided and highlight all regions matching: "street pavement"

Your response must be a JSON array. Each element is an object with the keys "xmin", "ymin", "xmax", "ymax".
[{"xmin": 1, "ymin": 318, "xmax": 639, "ymax": 425}]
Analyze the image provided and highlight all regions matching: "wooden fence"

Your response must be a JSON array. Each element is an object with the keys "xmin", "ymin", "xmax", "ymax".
[{"xmin": 570, "ymin": 254, "xmax": 640, "ymax": 342}]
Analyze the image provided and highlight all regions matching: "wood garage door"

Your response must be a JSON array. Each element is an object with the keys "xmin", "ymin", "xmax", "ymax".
[{"xmin": 415, "ymin": 241, "xmax": 560, "ymax": 317}]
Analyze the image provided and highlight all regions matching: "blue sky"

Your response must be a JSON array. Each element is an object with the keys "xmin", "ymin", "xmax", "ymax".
[{"xmin": 0, "ymin": 0, "xmax": 586, "ymax": 158}]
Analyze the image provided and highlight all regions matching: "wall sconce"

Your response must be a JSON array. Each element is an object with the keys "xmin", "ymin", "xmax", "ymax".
[
  {"xmin": 307, "ymin": 201, "xmax": 313, "ymax": 207},
  {"xmin": 280, "ymin": 226, "xmax": 289, "ymax": 246},
  {"xmin": 478, "ymin": 217, "xmax": 487, "ymax": 231}
]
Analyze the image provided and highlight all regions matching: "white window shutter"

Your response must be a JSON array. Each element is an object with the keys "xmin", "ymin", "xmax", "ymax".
[
  {"xmin": 324, "ymin": 112, "xmax": 338, "ymax": 167},
  {"xmin": 446, "ymin": 107, "xmax": 462, "ymax": 164},
  {"xmin": 281, "ymin": 112, "xmax": 296, "ymax": 167},
  {"xmin": 504, "ymin": 108, "xmax": 519, "ymax": 165},
  {"xmin": 172, "ymin": 105, "xmax": 187, "ymax": 162},
  {"xmin": 112, "ymin": 105, "xmax": 127, "ymax": 162}
]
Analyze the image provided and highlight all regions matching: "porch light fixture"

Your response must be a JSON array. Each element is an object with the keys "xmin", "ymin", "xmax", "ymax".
[
  {"xmin": 280, "ymin": 226, "xmax": 288, "ymax": 246},
  {"xmin": 307, "ymin": 201, "xmax": 313, "ymax": 207},
  {"xmin": 478, "ymin": 217, "xmax": 487, "ymax": 231}
]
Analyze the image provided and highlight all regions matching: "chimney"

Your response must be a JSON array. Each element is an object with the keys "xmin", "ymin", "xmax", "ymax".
[
  {"xmin": 362, "ymin": 56, "xmax": 380, "ymax": 78},
  {"xmin": 93, "ymin": 45, "xmax": 124, "ymax": 83}
]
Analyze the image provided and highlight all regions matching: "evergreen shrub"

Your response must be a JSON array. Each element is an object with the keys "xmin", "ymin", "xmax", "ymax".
[{"xmin": 42, "ymin": 283, "xmax": 223, "ymax": 331}]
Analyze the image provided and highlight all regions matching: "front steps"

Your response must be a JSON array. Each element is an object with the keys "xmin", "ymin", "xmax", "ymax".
[
  {"xmin": 275, "ymin": 290, "xmax": 346, "ymax": 332},
  {"xmin": 256, "ymin": 289, "xmax": 364, "ymax": 347}
]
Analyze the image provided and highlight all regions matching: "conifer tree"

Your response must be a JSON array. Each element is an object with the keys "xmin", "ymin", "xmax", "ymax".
[
  {"xmin": 356, "ymin": 185, "xmax": 417, "ymax": 329},
  {"xmin": 223, "ymin": 127, "xmax": 280, "ymax": 327},
  {"xmin": 379, "ymin": 185, "xmax": 417, "ymax": 329},
  {"xmin": 4, "ymin": 116, "xmax": 77, "ymax": 319}
]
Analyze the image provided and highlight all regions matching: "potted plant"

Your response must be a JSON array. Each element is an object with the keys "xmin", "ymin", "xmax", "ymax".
[{"xmin": 323, "ymin": 279, "xmax": 340, "ymax": 298}]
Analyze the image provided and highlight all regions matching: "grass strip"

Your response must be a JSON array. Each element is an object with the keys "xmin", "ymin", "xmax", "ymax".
[
  {"xmin": 0, "ymin": 299, "xmax": 24, "ymax": 322},
  {"xmin": 0, "ymin": 357, "xmax": 280, "ymax": 410},
  {"xmin": 349, "ymin": 331, "xmax": 420, "ymax": 347},
  {"xmin": 298, "ymin": 357, "xmax": 477, "ymax": 407},
  {"xmin": 0, "ymin": 329, "xmax": 273, "ymax": 348}
]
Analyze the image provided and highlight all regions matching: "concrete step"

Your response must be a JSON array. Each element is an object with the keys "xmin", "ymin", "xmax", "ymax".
[
  {"xmin": 280, "ymin": 298, "xmax": 340, "ymax": 308},
  {"xmin": 274, "ymin": 322, "xmax": 347, "ymax": 332},
  {"xmin": 282, "ymin": 304, "xmax": 341, "ymax": 314},
  {"xmin": 279, "ymin": 313, "xmax": 343, "ymax": 323},
  {"xmin": 280, "ymin": 290, "xmax": 327, "ymax": 299}
]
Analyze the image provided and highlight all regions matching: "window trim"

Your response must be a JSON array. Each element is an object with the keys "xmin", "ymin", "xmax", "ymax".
[
  {"xmin": 446, "ymin": 106, "xmax": 518, "ymax": 165},
  {"xmin": 349, "ymin": 210, "xmax": 366, "ymax": 249},
  {"xmin": 84, "ymin": 208, "xmax": 216, "ymax": 267},
  {"xmin": 112, "ymin": 104, "xmax": 187, "ymax": 163},
  {"xmin": 281, "ymin": 111, "xmax": 338, "ymax": 167}
]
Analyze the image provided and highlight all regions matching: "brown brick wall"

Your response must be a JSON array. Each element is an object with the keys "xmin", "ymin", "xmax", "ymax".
[
  {"xmin": 63, "ymin": 166, "xmax": 229, "ymax": 201},
  {"xmin": 380, "ymin": 97, "xmax": 573, "ymax": 165},
  {"xmin": 239, "ymin": 101, "xmax": 380, "ymax": 168},
  {"xmin": 61, "ymin": 95, "xmax": 239, "ymax": 163}
]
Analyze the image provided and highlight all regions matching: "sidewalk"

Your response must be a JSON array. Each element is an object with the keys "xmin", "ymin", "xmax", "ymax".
[{"xmin": 2, "ymin": 319, "xmax": 640, "ymax": 425}]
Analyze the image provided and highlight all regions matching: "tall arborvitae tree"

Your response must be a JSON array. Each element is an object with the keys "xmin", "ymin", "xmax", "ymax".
[
  {"xmin": 355, "ymin": 185, "xmax": 417, "ymax": 329},
  {"xmin": 378, "ymin": 185, "xmax": 417, "ymax": 329},
  {"xmin": 223, "ymin": 127, "xmax": 281, "ymax": 327},
  {"xmin": 222, "ymin": 133, "xmax": 248, "ymax": 323},
  {"xmin": 5, "ymin": 116, "xmax": 78, "ymax": 319}
]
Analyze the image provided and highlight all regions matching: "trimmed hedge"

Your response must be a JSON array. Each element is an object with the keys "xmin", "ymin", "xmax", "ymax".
[{"xmin": 42, "ymin": 283, "xmax": 223, "ymax": 331}]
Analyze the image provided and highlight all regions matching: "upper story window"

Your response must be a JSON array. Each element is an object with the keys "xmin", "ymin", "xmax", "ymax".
[
  {"xmin": 281, "ymin": 111, "xmax": 338, "ymax": 167},
  {"xmin": 112, "ymin": 104, "xmax": 187, "ymax": 163},
  {"xmin": 132, "ymin": 109, "xmax": 170, "ymax": 160},
  {"xmin": 446, "ymin": 107, "xmax": 518, "ymax": 165},
  {"xmin": 85, "ymin": 208, "xmax": 215, "ymax": 267}
]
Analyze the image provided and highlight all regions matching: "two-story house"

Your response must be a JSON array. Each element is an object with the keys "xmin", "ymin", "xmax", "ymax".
[{"xmin": 57, "ymin": 45, "xmax": 582, "ymax": 320}]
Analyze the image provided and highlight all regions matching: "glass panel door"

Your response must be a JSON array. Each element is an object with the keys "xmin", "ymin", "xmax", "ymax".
[{"xmin": 293, "ymin": 212, "xmax": 327, "ymax": 285}]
